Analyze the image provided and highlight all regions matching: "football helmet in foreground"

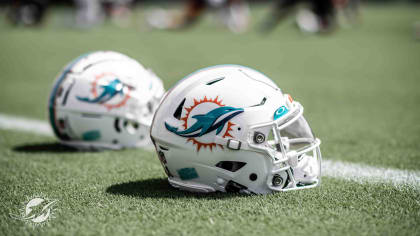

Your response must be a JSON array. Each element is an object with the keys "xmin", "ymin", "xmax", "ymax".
[
  {"xmin": 49, "ymin": 51, "xmax": 165, "ymax": 150},
  {"xmin": 151, "ymin": 65, "xmax": 321, "ymax": 194}
]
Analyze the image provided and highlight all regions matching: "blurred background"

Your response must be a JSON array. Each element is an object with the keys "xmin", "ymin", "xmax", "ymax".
[
  {"xmin": 1, "ymin": 2, "xmax": 420, "ymax": 235},
  {"xmin": 1, "ymin": 0, "xmax": 418, "ymax": 32},
  {"xmin": 0, "ymin": 0, "xmax": 419, "ymax": 168}
]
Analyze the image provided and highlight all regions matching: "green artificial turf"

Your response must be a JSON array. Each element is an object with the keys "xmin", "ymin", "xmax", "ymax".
[
  {"xmin": 0, "ymin": 3, "xmax": 419, "ymax": 235},
  {"xmin": 1, "ymin": 130, "xmax": 419, "ymax": 235}
]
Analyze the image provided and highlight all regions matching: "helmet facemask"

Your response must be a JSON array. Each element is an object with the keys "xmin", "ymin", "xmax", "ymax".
[{"xmin": 248, "ymin": 96, "xmax": 322, "ymax": 192}]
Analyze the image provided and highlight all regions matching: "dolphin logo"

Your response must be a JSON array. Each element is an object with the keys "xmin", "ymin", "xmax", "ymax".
[
  {"xmin": 77, "ymin": 78, "xmax": 127, "ymax": 104},
  {"xmin": 10, "ymin": 197, "xmax": 58, "ymax": 225},
  {"xmin": 165, "ymin": 106, "xmax": 244, "ymax": 138},
  {"xmin": 24, "ymin": 199, "xmax": 58, "ymax": 223}
]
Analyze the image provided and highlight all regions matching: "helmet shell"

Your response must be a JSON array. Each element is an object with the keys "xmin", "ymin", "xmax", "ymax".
[
  {"xmin": 151, "ymin": 65, "xmax": 290, "ymax": 193},
  {"xmin": 49, "ymin": 51, "xmax": 165, "ymax": 149}
]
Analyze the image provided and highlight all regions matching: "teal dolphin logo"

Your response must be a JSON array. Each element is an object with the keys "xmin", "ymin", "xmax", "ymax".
[
  {"xmin": 77, "ymin": 78, "xmax": 126, "ymax": 104},
  {"xmin": 274, "ymin": 106, "xmax": 289, "ymax": 120},
  {"xmin": 165, "ymin": 106, "xmax": 244, "ymax": 138}
]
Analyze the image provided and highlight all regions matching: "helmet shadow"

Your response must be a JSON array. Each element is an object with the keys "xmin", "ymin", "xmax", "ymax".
[
  {"xmin": 106, "ymin": 178, "xmax": 245, "ymax": 199},
  {"xmin": 12, "ymin": 142, "xmax": 80, "ymax": 153}
]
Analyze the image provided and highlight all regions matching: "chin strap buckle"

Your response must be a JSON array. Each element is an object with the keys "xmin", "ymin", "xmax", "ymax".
[
  {"xmin": 227, "ymin": 139, "xmax": 241, "ymax": 150},
  {"xmin": 214, "ymin": 136, "xmax": 242, "ymax": 151}
]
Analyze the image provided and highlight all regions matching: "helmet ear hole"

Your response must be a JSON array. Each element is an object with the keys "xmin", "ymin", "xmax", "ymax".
[
  {"xmin": 124, "ymin": 120, "xmax": 139, "ymax": 134},
  {"xmin": 249, "ymin": 173, "xmax": 258, "ymax": 181}
]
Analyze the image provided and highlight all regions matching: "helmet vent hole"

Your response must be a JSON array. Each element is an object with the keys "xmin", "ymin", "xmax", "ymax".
[
  {"xmin": 215, "ymin": 161, "xmax": 246, "ymax": 172},
  {"xmin": 249, "ymin": 173, "xmax": 258, "ymax": 181},
  {"xmin": 250, "ymin": 97, "xmax": 267, "ymax": 107},
  {"xmin": 62, "ymin": 82, "xmax": 75, "ymax": 106},
  {"xmin": 206, "ymin": 77, "xmax": 225, "ymax": 85},
  {"xmin": 173, "ymin": 98, "xmax": 186, "ymax": 120},
  {"xmin": 114, "ymin": 118, "xmax": 121, "ymax": 133}
]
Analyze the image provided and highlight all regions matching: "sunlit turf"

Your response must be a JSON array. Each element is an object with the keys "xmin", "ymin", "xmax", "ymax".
[
  {"xmin": 0, "ymin": 4, "xmax": 419, "ymax": 235},
  {"xmin": 0, "ymin": 129, "xmax": 419, "ymax": 235}
]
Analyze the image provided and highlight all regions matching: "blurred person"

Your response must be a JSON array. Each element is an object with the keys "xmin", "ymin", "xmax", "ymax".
[
  {"xmin": 74, "ymin": 0, "xmax": 133, "ymax": 28},
  {"xmin": 146, "ymin": 0, "xmax": 250, "ymax": 33},
  {"xmin": 102, "ymin": 0, "xmax": 133, "ymax": 27},
  {"xmin": 260, "ymin": 0, "xmax": 336, "ymax": 34},
  {"xmin": 334, "ymin": 0, "xmax": 360, "ymax": 26},
  {"xmin": 6, "ymin": 0, "xmax": 49, "ymax": 26},
  {"xmin": 74, "ymin": 0, "xmax": 104, "ymax": 27}
]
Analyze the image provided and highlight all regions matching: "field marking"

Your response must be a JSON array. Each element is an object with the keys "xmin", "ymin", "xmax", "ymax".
[
  {"xmin": 1, "ymin": 113, "xmax": 419, "ymax": 190},
  {"xmin": 323, "ymin": 160, "xmax": 420, "ymax": 190},
  {"xmin": 0, "ymin": 113, "xmax": 53, "ymax": 137}
]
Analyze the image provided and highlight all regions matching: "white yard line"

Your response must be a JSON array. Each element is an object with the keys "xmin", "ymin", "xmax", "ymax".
[
  {"xmin": 0, "ymin": 113, "xmax": 53, "ymax": 137},
  {"xmin": 323, "ymin": 160, "xmax": 420, "ymax": 190},
  {"xmin": 0, "ymin": 113, "xmax": 419, "ymax": 190}
]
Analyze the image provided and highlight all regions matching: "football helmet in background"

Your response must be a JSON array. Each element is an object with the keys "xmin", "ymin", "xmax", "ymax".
[
  {"xmin": 151, "ymin": 65, "xmax": 321, "ymax": 194},
  {"xmin": 49, "ymin": 51, "xmax": 165, "ymax": 150}
]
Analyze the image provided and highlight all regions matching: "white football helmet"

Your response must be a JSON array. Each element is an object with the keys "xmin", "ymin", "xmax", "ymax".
[
  {"xmin": 151, "ymin": 65, "xmax": 321, "ymax": 194},
  {"xmin": 49, "ymin": 51, "xmax": 165, "ymax": 150}
]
